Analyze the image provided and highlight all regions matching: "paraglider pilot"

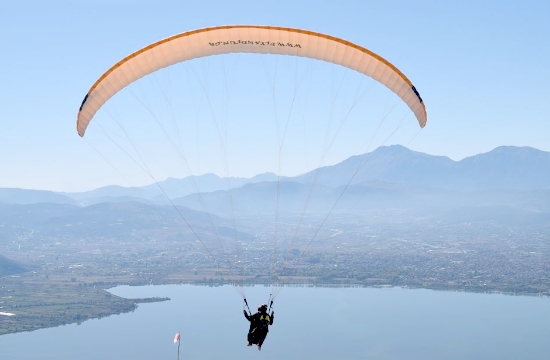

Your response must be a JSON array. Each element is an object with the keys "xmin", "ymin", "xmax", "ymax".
[{"xmin": 243, "ymin": 304, "xmax": 274, "ymax": 350}]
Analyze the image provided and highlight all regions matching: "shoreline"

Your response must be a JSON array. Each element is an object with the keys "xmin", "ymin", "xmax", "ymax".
[{"xmin": 1, "ymin": 271, "xmax": 548, "ymax": 337}]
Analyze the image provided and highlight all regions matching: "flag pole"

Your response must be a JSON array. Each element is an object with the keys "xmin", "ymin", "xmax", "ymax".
[{"xmin": 174, "ymin": 332, "xmax": 181, "ymax": 360}]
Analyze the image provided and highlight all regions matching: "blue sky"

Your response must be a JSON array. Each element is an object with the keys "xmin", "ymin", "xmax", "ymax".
[{"xmin": 1, "ymin": 0, "xmax": 549, "ymax": 192}]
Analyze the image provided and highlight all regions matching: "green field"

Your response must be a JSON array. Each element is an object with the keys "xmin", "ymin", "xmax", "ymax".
[{"xmin": 0, "ymin": 272, "xmax": 168, "ymax": 336}]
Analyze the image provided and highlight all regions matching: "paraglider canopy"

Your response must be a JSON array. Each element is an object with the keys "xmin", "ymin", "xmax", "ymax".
[{"xmin": 77, "ymin": 25, "xmax": 426, "ymax": 136}]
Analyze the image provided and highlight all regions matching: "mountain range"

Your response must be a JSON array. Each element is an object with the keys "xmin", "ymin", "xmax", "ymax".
[{"xmin": 1, "ymin": 145, "xmax": 549, "ymax": 225}]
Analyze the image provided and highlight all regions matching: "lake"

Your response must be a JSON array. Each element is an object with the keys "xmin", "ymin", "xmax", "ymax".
[{"xmin": 1, "ymin": 284, "xmax": 549, "ymax": 359}]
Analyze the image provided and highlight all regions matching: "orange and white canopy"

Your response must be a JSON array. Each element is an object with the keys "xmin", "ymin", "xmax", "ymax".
[{"xmin": 77, "ymin": 25, "xmax": 426, "ymax": 137}]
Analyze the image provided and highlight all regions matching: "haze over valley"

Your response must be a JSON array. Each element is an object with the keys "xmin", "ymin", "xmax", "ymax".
[{"xmin": 2, "ymin": 145, "xmax": 549, "ymax": 302}]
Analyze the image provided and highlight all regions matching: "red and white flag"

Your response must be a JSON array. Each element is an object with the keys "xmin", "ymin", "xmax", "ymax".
[{"xmin": 174, "ymin": 332, "xmax": 180, "ymax": 344}]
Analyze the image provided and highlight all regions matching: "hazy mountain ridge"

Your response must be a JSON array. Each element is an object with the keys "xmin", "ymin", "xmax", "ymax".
[
  {"xmin": 295, "ymin": 145, "xmax": 550, "ymax": 191},
  {"xmin": 175, "ymin": 179, "xmax": 348, "ymax": 216},
  {"xmin": 2, "ymin": 145, "xmax": 548, "ymax": 206},
  {"xmin": 0, "ymin": 188, "xmax": 76, "ymax": 206},
  {"xmin": 452, "ymin": 146, "xmax": 550, "ymax": 190},
  {"xmin": 63, "ymin": 172, "xmax": 285, "ymax": 203},
  {"xmin": 0, "ymin": 201, "xmax": 228, "ymax": 238},
  {"xmin": 0, "ymin": 254, "xmax": 29, "ymax": 277},
  {"xmin": 0, "ymin": 146, "xmax": 549, "ymax": 228},
  {"xmin": 294, "ymin": 145, "xmax": 456, "ymax": 189}
]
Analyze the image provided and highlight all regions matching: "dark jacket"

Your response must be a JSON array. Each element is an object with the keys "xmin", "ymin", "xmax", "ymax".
[{"xmin": 244, "ymin": 310, "xmax": 274, "ymax": 328}]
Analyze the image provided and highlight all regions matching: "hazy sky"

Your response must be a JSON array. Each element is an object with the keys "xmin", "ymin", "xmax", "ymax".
[{"xmin": 1, "ymin": 0, "xmax": 549, "ymax": 192}]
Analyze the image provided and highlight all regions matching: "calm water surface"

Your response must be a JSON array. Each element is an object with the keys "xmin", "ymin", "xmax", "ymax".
[{"xmin": 1, "ymin": 285, "xmax": 549, "ymax": 359}]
